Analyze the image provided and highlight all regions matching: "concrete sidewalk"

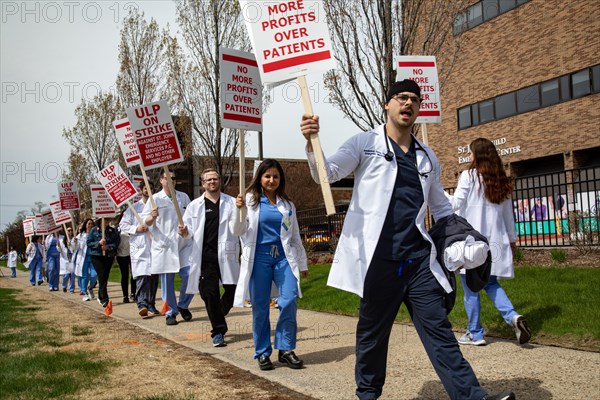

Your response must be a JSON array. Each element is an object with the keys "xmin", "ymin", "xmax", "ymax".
[{"xmin": 4, "ymin": 269, "xmax": 599, "ymax": 399}]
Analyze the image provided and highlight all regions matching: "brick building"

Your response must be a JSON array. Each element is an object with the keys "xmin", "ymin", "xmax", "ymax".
[{"xmin": 427, "ymin": 0, "xmax": 600, "ymax": 186}]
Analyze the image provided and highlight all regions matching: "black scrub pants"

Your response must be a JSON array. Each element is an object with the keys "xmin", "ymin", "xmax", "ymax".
[
  {"xmin": 199, "ymin": 258, "xmax": 236, "ymax": 337},
  {"xmin": 355, "ymin": 253, "xmax": 487, "ymax": 400},
  {"xmin": 90, "ymin": 255, "xmax": 115, "ymax": 307}
]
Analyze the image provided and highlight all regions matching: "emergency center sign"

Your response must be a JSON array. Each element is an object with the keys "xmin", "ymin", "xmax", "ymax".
[
  {"xmin": 239, "ymin": 0, "xmax": 336, "ymax": 84},
  {"xmin": 125, "ymin": 100, "xmax": 184, "ymax": 170},
  {"xmin": 57, "ymin": 181, "xmax": 80, "ymax": 210},
  {"xmin": 49, "ymin": 200, "xmax": 72, "ymax": 225},
  {"xmin": 97, "ymin": 161, "xmax": 138, "ymax": 208},
  {"xmin": 114, "ymin": 118, "xmax": 141, "ymax": 167},
  {"xmin": 220, "ymin": 47, "xmax": 263, "ymax": 131},
  {"xmin": 91, "ymin": 184, "xmax": 118, "ymax": 218},
  {"xmin": 395, "ymin": 56, "xmax": 442, "ymax": 124}
]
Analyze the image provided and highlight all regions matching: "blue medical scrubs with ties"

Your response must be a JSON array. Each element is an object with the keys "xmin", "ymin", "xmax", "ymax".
[
  {"xmin": 29, "ymin": 242, "xmax": 43, "ymax": 286},
  {"xmin": 249, "ymin": 195, "xmax": 299, "ymax": 359},
  {"xmin": 356, "ymin": 138, "xmax": 485, "ymax": 400},
  {"xmin": 46, "ymin": 237, "xmax": 61, "ymax": 290}
]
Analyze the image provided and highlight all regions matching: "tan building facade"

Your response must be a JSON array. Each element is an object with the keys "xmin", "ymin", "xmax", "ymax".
[{"xmin": 427, "ymin": 0, "xmax": 600, "ymax": 187}]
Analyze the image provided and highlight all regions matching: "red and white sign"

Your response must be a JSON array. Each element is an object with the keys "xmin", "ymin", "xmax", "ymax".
[
  {"xmin": 35, "ymin": 210, "xmax": 59, "ymax": 235},
  {"xmin": 125, "ymin": 100, "xmax": 184, "ymax": 170},
  {"xmin": 395, "ymin": 56, "xmax": 442, "ymax": 124},
  {"xmin": 49, "ymin": 200, "xmax": 72, "ymax": 225},
  {"xmin": 97, "ymin": 162, "xmax": 138, "ymax": 208},
  {"xmin": 91, "ymin": 184, "xmax": 118, "ymax": 218},
  {"xmin": 239, "ymin": 0, "xmax": 336, "ymax": 84},
  {"xmin": 114, "ymin": 118, "xmax": 141, "ymax": 167},
  {"xmin": 23, "ymin": 218, "xmax": 35, "ymax": 237},
  {"xmin": 220, "ymin": 48, "xmax": 263, "ymax": 131},
  {"xmin": 57, "ymin": 181, "xmax": 80, "ymax": 210}
]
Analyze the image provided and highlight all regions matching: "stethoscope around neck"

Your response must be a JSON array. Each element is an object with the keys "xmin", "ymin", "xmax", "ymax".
[{"xmin": 382, "ymin": 126, "xmax": 432, "ymax": 178}]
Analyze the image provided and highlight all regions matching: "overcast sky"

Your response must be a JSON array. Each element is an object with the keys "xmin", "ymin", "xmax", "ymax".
[{"xmin": 0, "ymin": 0, "xmax": 358, "ymax": 229}]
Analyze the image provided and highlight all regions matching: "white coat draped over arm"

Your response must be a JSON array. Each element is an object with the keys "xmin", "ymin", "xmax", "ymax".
[
  {"xmin": 446, "ymin": 169, "xmax": 517, "ymax": 278},
  {"xmin": 119, "ymin": 200, "xmax": 152, "ymax": 278}
]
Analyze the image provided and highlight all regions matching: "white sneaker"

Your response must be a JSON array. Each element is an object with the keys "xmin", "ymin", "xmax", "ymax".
[
  {"xmin": 512, "ymin": 315, "xmax": 532, "ymax": 344},
  {"xmin": 82, "ymin": 295, "xmax": 90, "ymax": 302},
  {"xmin": 458, "ymin": 332, "xmax": 487, "ymax": 346}
]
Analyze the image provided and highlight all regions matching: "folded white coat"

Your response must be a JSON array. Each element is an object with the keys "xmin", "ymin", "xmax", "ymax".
[{"xmin": 444, "ymin": 235, "xmax": 489, "ymax": 271}]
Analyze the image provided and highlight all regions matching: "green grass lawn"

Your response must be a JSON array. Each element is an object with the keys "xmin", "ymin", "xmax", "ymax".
[
  {"xmin": 298, "ymin": 264, "xmax": 600, "ymax": 347},
  {"xmin": 0, "ymin": 287, "xmax": 112, "ymax": 400}
]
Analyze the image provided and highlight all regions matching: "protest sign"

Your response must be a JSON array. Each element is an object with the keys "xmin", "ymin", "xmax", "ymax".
[
  {"xmin": 114, "ymin": 118, "xmax": 141, "ymax": 167},
  {"xmin": 57, "ymin": 181, "xmax": 80, "ymax": 210},
  {"xmin": 91, "ymin": 184, "xmax": 118, "ymax": 218},
  {"xmin": 125, "ymin": 100, "xmax": 184, "ymax": 170},
  {"xmin": 395, "ymin": 56, "xmax": 442, "ymax": 124},
  {"xmin": 239, "ymin": 0, "xmax": 336, "ymax": 84},
  {"xmin": 220, "ymin": 47, "xmax": 263, "ymax": 131},
  {"xmin": 49, "ymin": 200, "xmax": 72, "ymax": 225},
  {"xmin": 23, "ymin": 218, "xmax": 35, "ymax": 238},
  {"xmin": 97, "ymin": 161, "xmax": 138, "ymax": 208}
]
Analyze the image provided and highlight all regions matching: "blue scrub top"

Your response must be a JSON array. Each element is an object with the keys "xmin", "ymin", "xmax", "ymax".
[
  {"xmin": 257, "ymin": 195, "xmax": 283, "ymax": 245},
  {"xmin": 47, "ymin": 237, "xmax": 59, "ymax": 257},
  {"xmin": 373, "ymin": 138, "xmax": 430, "ymax": 261}
]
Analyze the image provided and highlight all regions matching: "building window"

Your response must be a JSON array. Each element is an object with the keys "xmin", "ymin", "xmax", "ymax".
[
  {"xmin": 541, "ymin": 79, "xmax": 560, "ymax": 107},
  {"xmin": 467, "ymin": 3, "xmax": 483, "ymax": 28},
  {"xmin": 593, "ymin": 65, "xmax": 600, "ymax": 93},
  {"xmin": 495, "ymin": 92, "xmax": 516, "ymax": 119},
  {"xmin": 517, "ymin": 85, "xmax": 540, "ymax": 113},
  {"xmin": 458, "ymin": 107, "xmax": 472, "ymax": 129},
  {"xmin": 479, "ymin": 100, "xmax": 494, "ymax": 123},
  {"xmin": 572, "ymin": 69, "xmax": 591, "ymax": 98},
  {"xmin": 560, "ymin": 75, "xmax": 571, "ymax": 101},
  {"xmin": 472, "ymin": 103, "xmax": 480, "ymax": 125},
  {"xmin": 499, "ymin": 0, "xmax": 516, "ymax": 13},
  {"xmin": 453, "ymin": 12, "xmax": 467, "ymax": 35},
  {"xmin": 483, "ymin": 0, "xmax": 499, "ymax": 21}
]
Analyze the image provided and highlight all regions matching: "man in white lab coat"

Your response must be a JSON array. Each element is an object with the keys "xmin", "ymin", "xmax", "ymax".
[
  {"xmin": 180, "ymin": 169, "xmax": 244, "ymax": 347},
  {"xmin": 143, "ymin": 170, "xmax": 192, "ymax": 325},
  {"xmin": 300, "ymin": 80, "xmax": 516, "ymax": 400}
]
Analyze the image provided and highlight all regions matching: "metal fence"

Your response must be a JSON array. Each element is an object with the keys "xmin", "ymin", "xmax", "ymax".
[{"xmin": 297, "ymin": 167, "xmax": 600, "ymax": 249}]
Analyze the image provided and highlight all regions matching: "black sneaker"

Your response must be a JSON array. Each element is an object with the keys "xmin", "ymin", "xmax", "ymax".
[
  {"xmin": 148, "ymin": 306, "xmax": 161, "ymax": 315},
  {"xmin": 166, "ymin": 315, "xmax": 178, "ymax": 325},
  {"xmin": 123, "ymin": 297, "xmax": 130, "ymax": 304},
  {"xmin": 278, "ymin": 350, "xmax": 304, "ymax": 369},
  {"xmin": 512, "ymin": 315, "xmax": 531, "ymax": 345},
  {"xmin": 177, "ymin": 307, "xmax": 192, "ymax": 322},
  {"xmin": 483, "ymin": 391, "xmax": 516, "ymax": 400}
]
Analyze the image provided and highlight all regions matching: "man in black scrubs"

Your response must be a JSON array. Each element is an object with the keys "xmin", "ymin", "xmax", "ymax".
[
  {"xmin": 300, "ymin": 80, "xmax": 516, "ymax": 400},
  {"xmin": 179, "ymin": 169, "xmax": 243, "ymax": 347}
]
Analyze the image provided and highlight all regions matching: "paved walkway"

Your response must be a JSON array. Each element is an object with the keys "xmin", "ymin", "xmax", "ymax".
[{"xmin": 3, "ymin": 269, "xmax": 599, "ymax": 399}]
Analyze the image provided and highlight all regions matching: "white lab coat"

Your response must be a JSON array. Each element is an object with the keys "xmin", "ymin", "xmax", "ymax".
[
  {"xmin": 233, "ymin": 193, "xmax": 308, "ymax": 308},
  {"xmin": 142, "ymin": 189, "xmax": 191, "ymax": 274},
  {"xmin": 307, "ymin": 124, "xmax": 454, "ymax": 297},
  {"xmin": 8, "ymin": 250, "xmax": 17, "ymax": 268},
  {"xmin": 446, "ymin": 169, "xmax": 517, "ymax": 279},
  {"xmin": 59, "ymin": 240, "xmax": 74, "ymax": 274},
  {"xmin": 183, "ymin": 193, "xmax": 244, "ymax": 294},
  {"xmin": 119, "ymin": 199, "xmax": 152, "ymax": 278},
  {"xmin": 24, "ymin": 242, "xmax": 43, "ymax": 269},
  {"xmin": 75, "ymin": 232, "xmax": 88, "ymax": 277}
]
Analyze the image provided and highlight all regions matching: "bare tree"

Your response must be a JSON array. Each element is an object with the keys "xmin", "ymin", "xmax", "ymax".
[
  {"xmin": 323, "ymin": 0, "xmax": 468, "ymax": 131},
  {"xmin": 166, "ymin": 0, "xmax": 250, "ymax": 188}
]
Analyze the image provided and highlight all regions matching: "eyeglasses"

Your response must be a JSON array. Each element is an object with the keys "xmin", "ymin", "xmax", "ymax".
[
  {"xmin": 203, "ymin": 178, "xmax": 219, "ymax": 183},
  {"xmin": 392, "ymin": 93, "xmax": 421, "ymax": 105}
]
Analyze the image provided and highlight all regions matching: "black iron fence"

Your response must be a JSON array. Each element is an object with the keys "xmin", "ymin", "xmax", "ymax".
[{"xmin": 297, "ymin": 167, "xmax": 600, "ymax": 249}]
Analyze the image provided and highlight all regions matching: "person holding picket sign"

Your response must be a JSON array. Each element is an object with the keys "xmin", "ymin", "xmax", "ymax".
[
  {"xmin": 300, "ymin": 80, "xmax": 517, "ymax": 400},
  {"xmin": 60, "ymin": 229, "xmax": 76, "ymax": 293},
  {"xmin": 120, "ymin": 180, "xmax": 159, "ymax": 317},
  {"xmin": 234, "ymin": 159, "xmax": 308, "ymax": 371},
  {"xmin": 77, "ymin": 219, "xmax": 98, "ymax": 301},
  {"xmin": 87, "ymin": 219, "xmax": 120, "ymax": 309},
  {"xmin": 25, "ymin": 236, "xmax": 44, "ymax": 286},
  {"xmin": 45, "ymin": 231, "xmax": 63, "ymax": 291},
  {"xmin": 143, "ymin": 169, "xmax": 192, "ymax": 326}
]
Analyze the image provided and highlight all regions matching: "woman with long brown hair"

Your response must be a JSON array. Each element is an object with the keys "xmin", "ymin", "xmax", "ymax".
[{"xmin": 447, "ymin": 138, "xmax": 531, "ymax": 346}]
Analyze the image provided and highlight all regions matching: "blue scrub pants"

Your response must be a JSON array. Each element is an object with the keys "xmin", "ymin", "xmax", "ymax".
[
  {"xmin": 47, "ymin": 253, "xmax": 60, "ymax": 290},
  {"xmin": 62, "ymin": 271, "xmax": 76, "ymax": 292},
  {"xmin": 81, "ymin": 254, "xmax": 97, "ymax": 293},
  {"xmin": 29, "ymin": 257, "xmax": 43, "ymax": 285},
  {"xmin": 249, "ymin": 243, "xmax": 298, "ymax": 359},
  {"xmin": 460, "ymin": 274, "xmax": 518, "ymax": 341},
  {"xmin": 356, "ymin": 254, "xmax": 486, "ymax": 400},
  {"xmin": 160, "ymin": 266, "xmax": 194, "ymax": 317}
]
